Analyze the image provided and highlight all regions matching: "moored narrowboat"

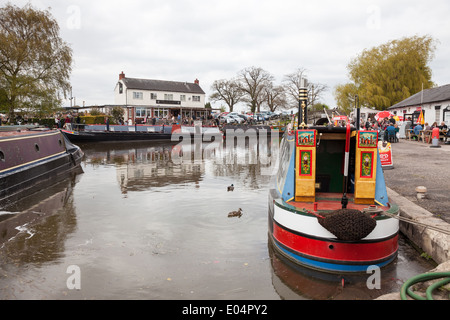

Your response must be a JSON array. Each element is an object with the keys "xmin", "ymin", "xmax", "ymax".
[
  {"xmin": 60, "ymin": 123, "xmax": 222, "ymax": 143},
  {"xmin": 268, "ymin": 85, "xmax": 399, "ymax": 274},
  {"xmin": 268, "ymin": 125, "xmax": 399, "ymax": 273},
  {"xmin": 0, "ymin": 127, "xmax": 83, "ymax": 207}
]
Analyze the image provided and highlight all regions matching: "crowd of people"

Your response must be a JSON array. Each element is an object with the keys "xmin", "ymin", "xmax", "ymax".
[{"xmin": 357, "ymin": 115, "xmax": 449, "ymax": 142}]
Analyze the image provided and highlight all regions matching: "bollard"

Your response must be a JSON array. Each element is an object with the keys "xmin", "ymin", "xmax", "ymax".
[
  {"xmin": 415, "ymin": 186, "xmax": 427, "ymax": 200},
  {"xmin": 430, "ymin": 127, "xmax": 441, "ymax": 148}
]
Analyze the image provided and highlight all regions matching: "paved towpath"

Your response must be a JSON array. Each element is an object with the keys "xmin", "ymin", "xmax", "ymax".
[
  {"xmin": 383, "ymin": 138, "xmax": 450, "ymax": 224},
  {"xmin": 377, "ymin": 138, "xmax": 450, "ymax": 300}
]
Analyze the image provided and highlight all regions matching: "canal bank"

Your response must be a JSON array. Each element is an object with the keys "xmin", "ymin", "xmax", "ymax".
[{"xmin": 377, "ymin": 139, "xmax": 450, "ymax": 299}]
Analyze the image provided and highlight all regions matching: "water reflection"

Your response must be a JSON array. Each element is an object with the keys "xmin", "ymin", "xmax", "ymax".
[
  {"xmin": 81, "ymin": 137, "xmax": 278, "ymax": 194},
  {"xmin": 0, "ymin": 170, "xmax": 81, "ymax": 264}
]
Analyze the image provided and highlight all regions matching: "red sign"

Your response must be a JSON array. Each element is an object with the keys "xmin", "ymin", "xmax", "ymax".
[{"xmin": 378, "ymin": 141, "xmax": 393, "ymax": 168}]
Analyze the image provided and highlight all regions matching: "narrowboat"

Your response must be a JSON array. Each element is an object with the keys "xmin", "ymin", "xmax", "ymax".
[
  {"xmin": 268, "ymin": 88, "xmax": 399, "ymax": 273},
  {"xmin": 60, "ymin": 123, "xmax": 222, "ymax": 143},
  {"xmin": 0, "ymin": 127, "xmax": 84, "ymax": 208}
]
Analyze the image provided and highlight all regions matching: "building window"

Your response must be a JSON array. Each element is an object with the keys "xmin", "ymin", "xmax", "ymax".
[
  {"xmin": 119, "ymin": 83, "xmax": 123, "ymax": 94},
  {"xmin": 154, "ymin": 108, "xmax": 169, "ymax": 118},
  {"xmin": 435, "ymin": 106, "xmax": 441, "ymax": 123},
  {"xmin": 180, "ymin": 95, "xmax": 186, "ymax": 101},
  {"xmin": 133, "ymin": 92, "xmax": 143, "ymax": 100},
  {"xmin": 164, "ymin": 94, "xmax": 173, "ymax": 101},
  {"xmin": 136, "ymin": 107, "xmax": 148, "ymax": 117},
  {"xmin": 151, "ymin": 93, "xmax": 157, "ymax": 100},
  {"xmin": 192, "ymin": 95, "xmax": 200, "ymax": 102}
]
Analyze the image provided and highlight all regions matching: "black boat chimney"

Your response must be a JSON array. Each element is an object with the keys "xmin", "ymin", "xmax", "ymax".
[
  {"xmin": 355, "ymin": 94, "xmax": 360, "ymax": 130},
  {"xmin": 298, "ymin": 78, "xmax": 308, "ymax": 128}
]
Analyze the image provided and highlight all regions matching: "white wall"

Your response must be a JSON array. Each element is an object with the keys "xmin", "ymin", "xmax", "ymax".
[
  {"xmin": 114, "ymin": 81, "xmax": 205, "ymax": 109},
  {"xmin": 390, "ymin": 99, "xmax": 450, "ymax": 125}
]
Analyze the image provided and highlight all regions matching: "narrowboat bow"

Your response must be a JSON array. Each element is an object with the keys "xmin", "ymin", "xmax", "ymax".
[
  {"xmin": 0, "ymin": 128, "xmax": 83, "ymax": 207},
  {"xmin": 268, "ymin": 124, "xmax": 399, "ymax": 273}
]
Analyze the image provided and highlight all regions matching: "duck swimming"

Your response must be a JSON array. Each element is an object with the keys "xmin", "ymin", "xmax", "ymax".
[
  {"xmin": 227, "ymin": 184, "xmax": 234, "ymax": 192},
  {"xmin": 228, "ymin": 208, "xmax": 242, "ymax": 218}
]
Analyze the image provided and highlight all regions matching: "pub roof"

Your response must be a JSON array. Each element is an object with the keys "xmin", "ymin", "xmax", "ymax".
[
  {"xmin": 121, "ymin": 77, "xmax": 205, "ymax": 94},
  {"xmin": 388, "ymin": 84, "xmax": 450, "ymax": 109}
]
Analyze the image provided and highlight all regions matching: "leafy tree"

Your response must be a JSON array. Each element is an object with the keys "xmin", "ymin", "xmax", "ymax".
[
  {"xmin": 110, "ymin": 106, "xmax": 125, "ymax": 123},
  {"xmin": 333, "ymin": 83, "xmax": 358, "ymax": 114},
  {"xmin": 209, "ymin": 78, "xmax": 243, "ymax": 112},
  {"xmin": 238, "ymin": 66, "xmax": 274, "ymax": 113},
  {"xmin": 335, "ymin": 35, "xmax": 437, "ymax": 111},
  {"xmin": 0, "ymin": 3, "xmax": 73, "ymax": 121}
]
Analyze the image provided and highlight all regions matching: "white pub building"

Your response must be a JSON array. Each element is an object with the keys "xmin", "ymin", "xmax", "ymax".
[
  {"xmin": 387, "ymin": 83, "xmax": 450, "ymax": 126},
  {"xmin": 114, "ymin": 72, "xmax": 207, "ymax": 124}
]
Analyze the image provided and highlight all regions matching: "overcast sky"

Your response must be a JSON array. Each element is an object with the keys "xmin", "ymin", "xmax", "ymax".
[{"xmin": 7, "ymin": 0, "xmax": 450, "ymax": 111}]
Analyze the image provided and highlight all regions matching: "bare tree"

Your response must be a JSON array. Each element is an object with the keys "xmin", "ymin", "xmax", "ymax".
[
  {"xmin": 238, "ymin": 66, "xmax": 274, "ymax": 113},
  {"xmin": 264, "ymin": 84, "xmax": 287, "ymax": 112},
  {"xmin": 209, "ymin": 78, "xmax": 243, "ymax": 112},
  {"xmin": 282, "ymin": 68, "xmax": 328, "ymax": 109}
]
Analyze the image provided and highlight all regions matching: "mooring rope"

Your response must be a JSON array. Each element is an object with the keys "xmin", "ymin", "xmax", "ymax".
[{"xmin": 381, "ymin": 211, "xmax": 450, "ymax": 236}]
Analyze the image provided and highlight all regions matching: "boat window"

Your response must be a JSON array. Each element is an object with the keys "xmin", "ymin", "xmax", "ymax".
[
  {"xmin": 0, "ymin": 150, "xmax": 4, "ymax": 161},
  {"xmin": 35, "ymin": 144, "xmax": 40, "ymax": 152}
]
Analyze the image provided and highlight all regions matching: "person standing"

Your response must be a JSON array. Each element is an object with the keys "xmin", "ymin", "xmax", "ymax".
[{"xmin": 105, "ymin": 116, "xmax": 110, "ymax": 131}]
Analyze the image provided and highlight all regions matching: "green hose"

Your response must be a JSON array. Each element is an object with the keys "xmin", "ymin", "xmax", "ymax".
[{"xmin": 401, "ymin": 272, "xmax": 450, "ymax": 300}]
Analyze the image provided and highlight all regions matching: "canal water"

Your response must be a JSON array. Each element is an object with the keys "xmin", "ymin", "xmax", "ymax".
[{"xmin": 0, "ymin": 137, "xmax": 434, "ymax": 300}]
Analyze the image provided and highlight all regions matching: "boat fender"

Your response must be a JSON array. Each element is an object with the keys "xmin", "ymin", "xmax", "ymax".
[{"xmin": 317, "ymin": 209, "xmax": 377, "ymax": 241}]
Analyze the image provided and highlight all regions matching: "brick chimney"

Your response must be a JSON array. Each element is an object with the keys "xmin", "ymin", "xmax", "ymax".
[
  {"xmin": 119, "ymin": 71, "xmax": 125, "ymax": 80},
  {"xmin": 194, "ymin": 78, "xmax": 199, "ymax": 85}
]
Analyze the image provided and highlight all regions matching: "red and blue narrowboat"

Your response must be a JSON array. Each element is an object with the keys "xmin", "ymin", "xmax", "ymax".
[{"xmin": 268, "ymin": 93, "xmax": 399, "ymax": 273}]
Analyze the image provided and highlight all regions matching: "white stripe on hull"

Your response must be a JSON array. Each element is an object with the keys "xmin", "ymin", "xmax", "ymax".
[{"xmin": 273, "ymin": 204, "xmax": 399, "ymax": 240}]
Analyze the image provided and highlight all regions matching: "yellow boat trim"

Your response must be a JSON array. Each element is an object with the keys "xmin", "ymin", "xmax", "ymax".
[{"xmin": 0, "ymin": 131, "xmax": 61, "ymax": 142}]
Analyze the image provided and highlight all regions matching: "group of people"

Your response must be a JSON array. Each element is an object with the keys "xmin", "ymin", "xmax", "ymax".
[
  {"xmin": 55, "ymin": 114, "xmax": 81, "ymax": 129},
  {"xmin": 412, "ymin": 121, "xmax": 448, "ymax": 135},
  {"xmin": 361, "ymin": 116, "xmax": 398, "ymax": 142}
]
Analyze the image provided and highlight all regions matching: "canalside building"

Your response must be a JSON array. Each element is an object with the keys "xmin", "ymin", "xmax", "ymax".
[
  {"xmin": 388, "ymin": 83, "xmax": 450, "ymax": 126},
  {"xmin": 114, "ymin": 72, "xmax": 208, "ymax": 124}
]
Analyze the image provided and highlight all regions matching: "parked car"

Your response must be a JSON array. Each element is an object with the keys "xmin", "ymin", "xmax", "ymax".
[
  {"xmin": 237, "ymin": 114, "xmax": 251, "ymax": 122},
  {"xmin": 229, "ymin": 115, "xmax": 244, "ymax": 123},
  {"xmin": 220, "ymin": 115, "xmax": 235, "ymax": 124},
  {"xmin": 260, "ymin": 112, "xmax": 273, "ymax": 120},
  {"xmin": 255, "ymin": 113, "xmax": 265, "ymax": 122}
]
